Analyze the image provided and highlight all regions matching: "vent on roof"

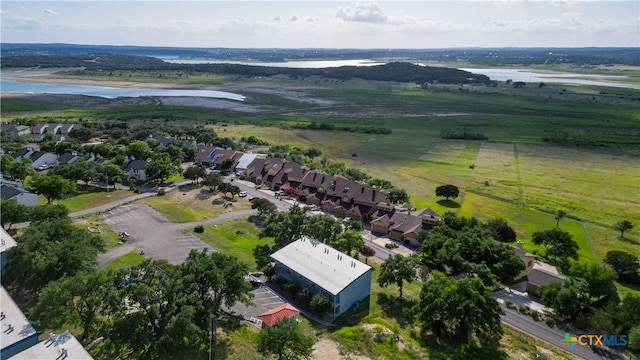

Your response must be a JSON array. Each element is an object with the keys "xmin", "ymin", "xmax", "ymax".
[{"xmin": 343, "ymin": 187, "xmax": 349, "ymax": 193}]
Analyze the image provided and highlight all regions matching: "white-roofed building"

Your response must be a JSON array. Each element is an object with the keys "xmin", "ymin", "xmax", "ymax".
[
  {"xmin": 9, "ymin": 330, "xmax": 93, "ymax": 360},
  {"xmin": 1, "ymin": 228, "xmax": 18, "ymax": 274},
  {"xmin": 0, "ymin": 286, "xmax": 38, "ymax": 359},
  {"xmin": 270, "ymin": 236, "xmax": 372, "ymax": 320}
]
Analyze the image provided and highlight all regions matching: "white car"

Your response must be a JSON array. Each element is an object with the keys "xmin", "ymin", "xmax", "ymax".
[{"xmin": 239, "ymin": 191, "xmax": 247, "ymax": 197}]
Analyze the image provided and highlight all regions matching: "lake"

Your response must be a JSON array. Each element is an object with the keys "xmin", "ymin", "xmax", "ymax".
[
  {"xmin": 459, "ymin": 68, "xmax": 634, "ymax": 89},
  {"xmin": 0, "ymin": 78, "xmax": 246, "ymax": 101},
  {"xmin": 158, "ymin": 57, "xmax": 385, "ymax": 68}
]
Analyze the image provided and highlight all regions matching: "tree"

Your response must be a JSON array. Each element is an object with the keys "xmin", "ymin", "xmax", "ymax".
[
  {"xmin": 253, "ymin": 244, "xmax": 273, "ymax": 269},
  {"xmin": 604, "ymin": 251, "xmax": 640, "ymax": 282},
  {"xmin": 555, "ymin": 210, "xmax": 567, "ymax": 228},
  {"xmin": 629, "ymin": 325, "xmax": 640, "ymax": 351},
  {"xmin": 335, "ymin": 229, "xmax": 364, "ymax": 257},
  {"xmin": 180, "ymin": 250, "xmax": 252, "ymax": 358},
  {"xmin": 538, "ymin": 279, "xmax": 589, "ymax": 318},
  {"xmin": 418, "ymin": 271, "xmax": 502, "ymax": 345},
  {"xmin": 362, "ymin": 245, "xmax": 376, "ymax": 264},
  {"xmin": 388, "ymin": 188, "xmax": 410, "ymax": 204},
  {"xmin": 614, "ymin": 220, "xmax": 634, "ymax": 238},
  {"xmin": 146, "ymin": 152, "xmax": 179, "ymax": 184},
  {"xmin": 257, "ymin": 317, "xmax": 315, "ymax": 360},
  {"xmin": 3, "ymin": 218, "xmax": 105, "ymax": 293},
  {"xmin": 30, "ymin": 204, "xmax": 69, "ymax": 223},
  {"xmin": 29, "ymin": 271, "xmax": 115, "ymax": 341},
  {"xmin": 183, "ymin": 165, "xmax": 207, "ymax": 185},
  {"xmin": 435, "ymin": 184, "xmax": 459, "ymax": 200},
  {"xmin": 252, "ymin": 198, "xmax": 277, "ymax": 217},
  {"xmin": 310, "ymin": 294, "xmax": 331, "ymax": 314},
  {"xmin": 378, "ymin": 254, "xmax": 415, "ymax": 299},
  {"xmin": 4, "ymin": 157, "xmax": 34, "ymax": 181},
  {"xmin": 260, "ymin": 205, "xmax": 307, "ymax": 250},
  {"xmin": 29, "ymin": 173, "xmax": 76, "ymax": 204},
  {"xmin": 51, "ymin": 159, "xmax": 90, "ymax": 183},
  {"xmin": 127, "ymin": 140, "xmax": 151, "ymax": 160},
  {"xmin": 570, "ymin": 260, "xmax": 617, "ymax": 299},
  {"xmin": 302, "ymin": 213, "xmax": 343, "ymax": 245},
  {"xmin": 102, "ymin": 163, "xmax": 127, "ymax": 189},
  {"xmin": 220, "ymin": 158, "xmax": 235, "ymax": 173},
  {"xmin": 484, "ymin": 218, "xmax": 517, "ymax": 243},
  {"xmin": 532, "ymin": 228, "xmax": 578, "ymax": 260},
  {"xmin": 0, "ymin": 199, "xmax": 30, "ymax": 230},
  {"xmin": 201, "ymin": 172, "xmax": 223, "ymax": 191},
  {"xmin": 344, "ymin": 219, "xmax": 364, "ymax": 232}
]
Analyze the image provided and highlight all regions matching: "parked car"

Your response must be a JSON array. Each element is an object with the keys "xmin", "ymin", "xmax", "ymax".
[{"xmin": 239, "ymin": 191, "xmax": 247, "ymax": 197}]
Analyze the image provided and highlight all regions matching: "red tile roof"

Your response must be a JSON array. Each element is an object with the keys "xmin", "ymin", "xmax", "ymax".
[{"xmin": 257, "ymin": 303, "xmax": 300, "ymax": 327}]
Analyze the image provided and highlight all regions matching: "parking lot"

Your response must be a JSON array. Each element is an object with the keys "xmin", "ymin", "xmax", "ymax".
[
  {"xmin": 98, "ymin": 203, "xmax": 214, "ymax": 265},
  {"xmin": 225, "ymin": 285, "xmax": 285, "ymax": 321}
]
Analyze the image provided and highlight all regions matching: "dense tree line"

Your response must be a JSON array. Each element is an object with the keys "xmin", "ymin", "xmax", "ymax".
[{"xmin": 1, "ymin": 54, "xmax": 492, "ymax": 84}]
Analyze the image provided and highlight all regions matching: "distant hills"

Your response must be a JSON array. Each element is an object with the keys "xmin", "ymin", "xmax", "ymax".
[{"xmin": 2, "ymin": 43, "xmax": 639, "ymax": 66}]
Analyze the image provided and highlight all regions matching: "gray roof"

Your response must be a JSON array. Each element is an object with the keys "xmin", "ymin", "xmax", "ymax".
[
  {"xmin": 527, "ymin": 268, "xmax": 565, "ymax": 287},
  {"xmin": 0, "ymin": 286, "xmax": 37, "ymax": 352},
  {"xmin": 0, "ymin": 184, "xmax": 22, "ymax": 200},
  {"xmin": 10, "ymin": 330, "xmax": 93, "ymax": 360},
  {"xmin": 123, "ymin": 159, "xmax": 148, "ymax": 171},
  {"xmin": 1, "ymin": 227, "xmax": 17, "ymax": 253},
  {"xmin": 270, "ymin": 237, "xmax": 371, "ymax": 295}
]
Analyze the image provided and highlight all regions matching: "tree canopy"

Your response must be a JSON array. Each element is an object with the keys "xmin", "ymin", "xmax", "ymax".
[
  {"xmin": 28, "ymin": 173, "xmax": 76, "ymax": 204},
  {"xmin": 257, "ymin": 317, "xmax": 315, "ymax": 360},
  {"xmin": 418, "ymin": 271, "xmax": 503, "ymax": 346},
  {"xmin": 531, "ymin": 228, "xmax": 579, "ymax": 260},
  {"xmin": 378, "ymin": 254, "xmax": 416, "ymax": 299},
  {"xmin": 435, "ymin": 184, "xmax": 459, "ymax": 200},
  {"xmin": 388, "ymin": 188, "xmax": 410, "ymax": 204},
  {"xmin": 604, "ymin": 251, "xmax": 639, "ymax": 283},
  {"xmin": 614, "ymin": 220, "xmax": 634, "ymax": 238}
]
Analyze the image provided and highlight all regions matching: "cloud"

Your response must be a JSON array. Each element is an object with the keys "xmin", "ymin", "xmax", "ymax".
[
  {"xmin": 288, "ymin": 15, "xmax": 298, "ymax": 22},
  {"xmin": 335, "ymin": 3, "xmax": 388, "ymax": 23},
  {"xmin": 272, "ymin": 16, "xmax": 281, "ymax": 21},
  {"xmin": 43, "ymin": 9, "xmax": 57, "ymax": 15}
]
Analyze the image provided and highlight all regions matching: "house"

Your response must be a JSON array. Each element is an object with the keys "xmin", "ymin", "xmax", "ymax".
[
  {"xmin": 123, "ymin": 159, "xmax": 148, "ymax": 182},
  {"xmin": 235, "ymin": 153, "xmax": 264, "ymax": 174},
  {"xmin": 270, "ymin": 236, "xmax": 372, "ymax": 320},
  {"xmin": 195, "ymin": 145, "xmax": 223, "ymax": 168},
  {"xmin": 1, "ymin": 228, "xmax": 17, "ymax": 275},
  {"xmin": 10, "ymin": 149, "xmax": 34, "ymax": 161},
  {"xmin": 257, "ymin": 303, "xmax": 300, "ymax": 327},
  {"xmin": 211, "ymin": 149, "xmax": 244, "ymax": 170},
  {"xmin": 0, "ymin": 286, "xmax": 39, "ymax": 359},
  {"xmin": 512, "ymin": 241, "xmax": 536, "ymax": 279},
  {"xmin": 0, "ymin": 124, "xmax": 30, "ymax": 137},
  {"xmin": 245, "ymin": 157, "xmax": 268, "ymax": 184},
  {"xmin": 26, "ymin": 151, "xmax": 58, "ymax": 169},
  {"xmin": 31, "ymin": 124, "xmax": 50, "ymax": 134},
  {"xmin": 370, "ymin": 210, "xmax": 424, "ymax": 247},
  {"xmin": 0, "ymin": 183, "xmax": 38, "ymax": 207},
  {"xmin": 145, "ymin": 134, "xmax": 180, "ymax": 147},
  {"xmin": 56, "ymin": 152, "xmax": 80, "ymax": 165},
  {"xmin": 9, "ymin": 330, "xmax": 93, "ymax": 360},
  {"xmin": 526, "ymin": 266, "xmax": 565, "ymax": 296}
]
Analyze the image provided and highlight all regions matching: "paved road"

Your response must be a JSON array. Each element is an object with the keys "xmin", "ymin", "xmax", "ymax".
[{"xmin": 500, "ymin": 306, "xmax": 625, "ymax": 360}]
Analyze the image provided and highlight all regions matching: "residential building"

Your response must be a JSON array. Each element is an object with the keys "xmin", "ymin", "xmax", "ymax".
[
  {"xmin": 526, "ymin": 266, "xmax": 565, "ymax": 295},
  {"xmin": 123, "ymin": 159, "xmax": 148, "ymax": 182},
  {"xmin": 1, "ymin": 228, "xmax": 17, "ymax": 275},
  {"xmin": 0, "ymin": 183, "xmax": 38, "ymax": 207},
  {"xmin": 57, "ymin": 152, "xmax": 80, "ymax": 165},
  {"xmin": 270, "ymin": 236, "xmax": 372, "ymax": 320},
  {"xmin": 257, "ymin": 303, "xmax": 300, "ymax": 327},
  {"xmin": 235, "ymin": 153, "xmax": 264, "ymax": 174},
  {"xmin": 0, "ymin": 124, "xmax": 30, "ymax": 137},
  {"xmin": 23, "ymin": 151, "xmax": 58, "ymax": 170},
  {"xmin": 0, "ymin": 286, "xmax": 39, "ymax": 359},
  {"xmin": 194, "ymin": 145, "xmax": 223, "ymax": 168}
]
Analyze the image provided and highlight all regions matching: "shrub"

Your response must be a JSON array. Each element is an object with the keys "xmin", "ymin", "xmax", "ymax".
[
  {"xmin": 505, "ymin": 300, "xmax": 514, "ymax": 308},
  {"xmin": 194, "ymin": 225, "xmax": 204, "ymax": 233},
  {"xmin": 530, "ymin": 311, "xmax": 540, "ymax": 321},
  {"xmin": 545, "ymin": 317, "xmax": 555, "ymax": 327},
  {"xmin": 298, "ymin": 288, "xmax": 313, "ymax": 306},
  {"xmin": 518, "ymin": 305, "xmax": 528, "ymax": 314},
  {"xmin": 310, "ymin": 294, "xmax": 331, "ymax": 314},
  {"xmin": 157, "ymin": 188, "xmax": 166, "ymax": 196}
]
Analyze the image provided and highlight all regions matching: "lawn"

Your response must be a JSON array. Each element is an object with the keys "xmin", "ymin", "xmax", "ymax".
[
  {"xmin": 73, "ymin": 214, "xmax": 122, "ymax": 250},
  {"xmin": 137, "ymin": 184, "xmax": 252, "ymax": 223},
  {"xmin": 188, "ymin": 218, "xmax": 273, "ymax": 269},
  {"xmin": 41, "ymin": 187, "xmax": 133, "ymax": 212},
  {"xmin": 100, "ymin": 251, "xmax": 147, "ymax": 272}
]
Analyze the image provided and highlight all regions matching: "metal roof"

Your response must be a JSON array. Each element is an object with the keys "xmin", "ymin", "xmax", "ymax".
[
  {"xmin": 270, "ymin": 236, "xmax": 371, "ymax": 296},
  {"xmin": 0, "ymin": 286, "xmax": 37, "ymax": 353},
  {"xmin": 10, "ymin": 330, "xmax": 93, "ymax": 360}
]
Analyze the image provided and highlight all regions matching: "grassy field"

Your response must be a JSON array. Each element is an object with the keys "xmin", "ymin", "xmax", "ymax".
[
  {"xmin": 100, "ymin": 251, "xmax": 147, "ymax": 272},
  {"xmin": 38, "ymin": 187, "xmax": 133, "ymax": 211},
  {"xmin": 188, "ymin": 218, "xmax": 272, "ymax": 269},
  {"xmin": 136, "ymin": 184, "xmax": 252, "ymax": 223},
  {"xmin": 73, "ymin": 214, "xmax": 122, "ymax": 250}
]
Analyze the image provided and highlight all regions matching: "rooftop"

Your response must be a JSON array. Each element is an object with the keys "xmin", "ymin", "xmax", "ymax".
[
  {"xmin": 1, "ymin": 227, "xmax": 17, "ymax": 254},
  {"xmin": 270, "ymin": 236, "xmax": 372, "ymax": 296},
  {"xmin": 10, "ymin": 330, "xmax": 94, "ymax": 360},
  {"xmin": 258, "ymin": 303, "xmax": 300, "ymax": 327},
  {"xmin": 0, "ymin": 286, "xmax": 37, "ymax": 352}
]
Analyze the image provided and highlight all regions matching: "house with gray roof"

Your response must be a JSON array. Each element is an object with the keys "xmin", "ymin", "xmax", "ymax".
[
  {"xmin": 123, "ymin": 159, "xmax": 149, "ymax": 182},
  {"xmin": 1, "ymin": 183, "xmax": 38, "ymax": 207},
  {"xmin": 270, "ymin": 236, "xmax": 372, "ymax": 320}
]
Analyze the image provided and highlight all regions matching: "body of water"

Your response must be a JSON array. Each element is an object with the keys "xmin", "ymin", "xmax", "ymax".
[
  {"xmin": 460, "ymin": 68, "xmax": 634, "ymax": 89},
  {"xmin": 158, "ymin": 57, "xmax": 385, "ymax": 68},
  {"xmin": 0, "ymin": 79, "xmax": 245, "ymax": 101}
]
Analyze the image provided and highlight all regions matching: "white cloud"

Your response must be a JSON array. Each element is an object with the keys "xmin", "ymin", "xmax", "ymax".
[
  {"xmin": 43, "ymin": 9, "xmax": 57, "ymax": 15},
  {"xmin": 336, "ymin": 3, "xmax": 388, "ymax": 23},
  {"xmin": 288, "ymin": 15, "xmax": 298, "ymax": 22},
  {"xmin": 272, "ymin": 15, "xmax": 281, "ymax": 21}
]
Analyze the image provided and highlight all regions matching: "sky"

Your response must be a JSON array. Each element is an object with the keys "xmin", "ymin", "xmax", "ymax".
[{"xmin": 1, "ymin": 1, "xmax": 638, "ymax": 49}]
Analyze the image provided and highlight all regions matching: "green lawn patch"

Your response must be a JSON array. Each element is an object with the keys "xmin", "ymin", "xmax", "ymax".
[
  {"xmin": 100, "ymin": 251, "xmax": 146, "ymax": 272},
  {"xmin": 48, "ymin": 187, "xmax": 133, "ymax": 212},
  {"xmin": 73, "ymin": 214, "xmax": 121, "ymax": 250},
  {"xmin": 188, "ymin": 218, "xmax": 272, "ymax": 269}
]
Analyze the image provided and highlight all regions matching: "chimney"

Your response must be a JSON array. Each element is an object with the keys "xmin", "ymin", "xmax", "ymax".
[{"xmin": 517, "ymin": 240, "xmax": 523, "ymax": 249}]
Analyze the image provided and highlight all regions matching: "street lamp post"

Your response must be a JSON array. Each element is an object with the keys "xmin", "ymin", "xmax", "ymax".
[{"xmin": 106, "ymin": 175, "xmax": 109, "ymax": 193}]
